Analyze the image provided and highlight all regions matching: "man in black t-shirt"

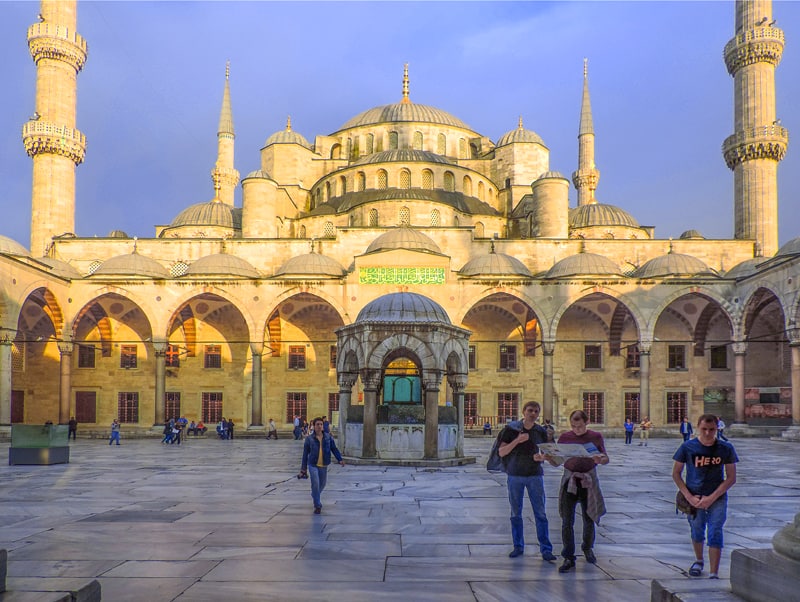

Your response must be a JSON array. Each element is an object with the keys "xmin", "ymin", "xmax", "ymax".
[{"xmin": 498, "ymin": 401, "xmax": 555, "ymax": 561}]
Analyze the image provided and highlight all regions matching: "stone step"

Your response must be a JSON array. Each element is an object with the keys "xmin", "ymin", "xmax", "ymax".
[
  {"xmin": 651, "ymin": 578, "xmax": 747, "ymax": 602},
  {"xmin": 0, "ymin": 549, "xmax": 101, "ymax": 601}
]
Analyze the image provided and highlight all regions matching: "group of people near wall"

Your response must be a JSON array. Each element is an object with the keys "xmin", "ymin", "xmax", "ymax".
[{"xmin": 496, "ymin": 404, "xmax": 737, "ymax": 579}]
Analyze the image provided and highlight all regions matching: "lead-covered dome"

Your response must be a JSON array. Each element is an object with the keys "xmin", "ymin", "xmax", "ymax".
[
  {"xmin": 776, "ymin": 237, "xmax": 800, "ymax": 257},
  {"xmin": 569, "ymin": 203, "xmax": 639, "ymax": 228},
  {"xmin": 338, "ymin": 101, "xmax": 473, "ymax": 131},
  {"xmin": 633, "ymin": 252, "xmax": 718, "ymax": 279},
  {"xmin": 724, "ymin": 258, "xmax": 763, "ymax": 279},
  {"xmin": 497, "ymin": 118, "xmax": 546, "ymax": 147},
  {"xmin": 0, "ymin": 235, "xmax": 30, "ymax": 256},
  {"xmin": 170, "ymin": 199, "xmax": 242, "ymax": 229},
  {"xmin": 356, "ymin": 292, "xmax": 451, "ymax": 324},
  {"xmin": 184, "ymin": 253, "xmax": 260, "ymax": 278},
  {"xmin": 459, "ymin": 251, "xmax": 533, "ymax": 278},
  {"xmin": 545, "ymin": 252, "xmax": 623, "ymax": 278},
  {"xmin": 365, "ymin": 227, "xmax": 442, "ymax": 255},
  {"xmin": 265, "ymin": 118, "xmax": 312, "ymax": 149},
  {"xmin": 39, "ymin": 257, "xmax": 81, "ymax": 279},
  {"xmin": 274, "ymin": 252, "xmax": 346, "ymax": 279},
  {"xmin": 91, "ymin": 252, "xmax": 169, "ymax": 278}
]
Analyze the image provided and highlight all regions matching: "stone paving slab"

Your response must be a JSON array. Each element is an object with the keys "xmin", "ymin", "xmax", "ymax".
[{"xmin": 0, "ymin": 437, "xmax": 798, "ymax": 600}]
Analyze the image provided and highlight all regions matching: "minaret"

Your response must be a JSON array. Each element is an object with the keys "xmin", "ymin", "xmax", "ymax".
[
  {"xmin": 211, "ymin": 61, "xmax": 240, "ymax": 206},
  {"xmin": 23, "ymin": 0, "xmax": 87, "ymax": 256},
  {"xmin": 723, "ymin": 0, "xmax": 788, "ymax": 257},
  {"xmin": 572, "ymin": 59, "xmax": 600, "ymax": 206}
]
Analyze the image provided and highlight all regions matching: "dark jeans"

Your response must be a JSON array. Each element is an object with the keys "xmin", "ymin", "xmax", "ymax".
[
  {"xmin": 560, "ymin": 483, "xmax": 594, "ymax": 560},
  {"xmin": 682, "ymin": 433, "xmax": 690, "ymax": 441},
  {"xmin": 267, "ymin": 431, "xmax": 278, "ymax": 439},
  {"xmin": 624, "ymin": 430, "xmax": 633, "ymax": 444},
  {"xmin": 68, "ymin": 429, "xmax": 77, "ymax": 441}
]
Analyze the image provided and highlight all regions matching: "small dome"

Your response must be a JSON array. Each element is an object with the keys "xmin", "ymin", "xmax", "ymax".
[
  {"xmin": 545, "ymin": 253, "xmax": 623, "ymax": 278},
  {"xmin": 38, "ymin": 257, "xmax": 81, "ymax": 279},
  {"xmin": 91, "ymin": 253, "xmax": 169, "ymax": 278},
  {"xmin": 108, "ymin": 230, "xmax": 130, "ymax": 239},
  {"xmin": 776, "ymin": 237, "xmax": 800, "ymax": 257},
  {"xmin": 170, "ymin": 200, "xmax": 241, "ymax": 229},
  {"xmin": 356, "ymin": 292, "xmax": 451, "ymax": 324},
  {"xmin": 184, "ymin": 253, "xmax": 260, "ymax": 278},
  {"xmin": 244, "ymin": 169, "xmax": 272, "ymax": 180},
  {"xmin": 497, "ymin": 119, "xmax": 546, "ymax": 147},
  {"xmin": 351, "ymin": 149, "xmax": 454, "ymax": 167},
  {"xmin": 724, "ymin": 258, "xmax": 763, "ymax": 279},
  {"xmin": 338, "ymin": 102, "xmax": 472, "ymax": 131},
  {"xmin": 274, "ymin": 252, "xmax": 346, "ymax": 278},
  {"xmin": 569, "ymin": 203, "xmax": 640, "ymax": 228},
  {"xmin": 0, "ymin": 235, "xmax": 30, "ymax": 256},
  {"xmin": 365, "ymin": 228, "xmax": 442, "ymax": 255},
  {"xmin": 633, "ymin": 253, "xmax": 718, "ymax": 279},
  {"xmin": 536, "ymin": 171, "xmax": 568, "ymax": 181},
  {"xmin": 265, "ymin": 123, "xmax": 312, "ymax": 149},
  {"xmin": 679, "ymin": 229, "xmax": 705, "ymax": 240},
  {"xmin": 459, "ymin": 251, "xmax": 533, "ymax": 278}
]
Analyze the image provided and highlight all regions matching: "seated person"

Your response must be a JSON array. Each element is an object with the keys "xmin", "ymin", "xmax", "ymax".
[
  {"xmin": 483, "ymin": 421, "xmax": 492, "ymax": 435},
  {"xmin": 188, "ymin": 421, "xmax": 197, "ymax": 435},
  {"xmin": 196, "ymin": 421, "xmax": 206, "ymax": 435}
]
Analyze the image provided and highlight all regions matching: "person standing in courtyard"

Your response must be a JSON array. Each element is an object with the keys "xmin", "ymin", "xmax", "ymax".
[
  {"xmin": 623, "ymin": 418, "xmax": 634, "ymax": 445},
  {"xmin": 497, "ymin": 400, "xmax": 556, "ymax": 561},
  {"xmin": 639, "ymin": 416, "xmax": 652, "ymax": 446},
  {"xmin": 300, "ymin": 417, "xmax": 345, "ymax": 514},
  {"xmin": 267, "ymin": 418, "xmax": 278, "ymax": 439},
  {"xmin": 716, "ymin": 417, "xmax": 728, "ymax": 441},
  {"xmin": 545, "ymin": 409, "xmax": 608, "ymax": 573},
  {"xmin": 672, "ymin": 414, "xmax": 738, "ymax": 579},
  {"xmin": 109, "ymin": 419, "xmax": 121, "ymax": 445},
  {"xmin": 680, "ymin": 417, "xmax": 693, "ymax": 441},
  {"xmin": 68, "ymin": 416, "xmax": 78, "ymax": 441}
]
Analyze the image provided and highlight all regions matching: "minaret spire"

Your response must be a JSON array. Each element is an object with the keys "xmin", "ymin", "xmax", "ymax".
[
  {"xmin": 24, "ymin": 0, "xmax": 87, "ymax": 256},
  {"xmin": 211, "ymin": 60, "xmax": 240, "ymax": 206},
  {"xmin": 572, "ymin": 58, "xmax": 600, "ymax": 206},
  {"xmin": 723, "ymin": 0, "xmax": 788, "ymax": 256},
  {"xmin": 401, "ymin": 63, "xmax": 410, "ymax": 104}
]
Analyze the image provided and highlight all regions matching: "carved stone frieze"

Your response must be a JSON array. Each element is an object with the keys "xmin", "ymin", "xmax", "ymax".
[
  {"xmin": 23, "ymin": 121, "xmax": 86, "ymax": 165},
  {"xmin": 724, "ymin": 27, "xmax": 784, "ymax": 74},
  {"xmin": 722, "ymin": 125, "xmax": 788, "ymax": 169},
  {"xmin": 27, "ymin": 24, "xmax": 88, "ymax": 72}
]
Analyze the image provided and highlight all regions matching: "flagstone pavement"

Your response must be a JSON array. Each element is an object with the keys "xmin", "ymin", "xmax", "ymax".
[{"xmin": 1, "ymin": 434, "xmax": 798, "ymax": 601}]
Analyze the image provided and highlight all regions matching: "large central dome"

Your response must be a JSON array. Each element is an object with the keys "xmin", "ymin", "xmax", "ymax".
[{"xmin": 337, "ymin": 101, "xmax": 473, "ymax": 132}]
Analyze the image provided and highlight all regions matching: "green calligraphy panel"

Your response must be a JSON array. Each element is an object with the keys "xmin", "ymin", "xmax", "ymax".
[{"xmin": 359, "ymin": 267, "xmax": 445, "ymax": 285}]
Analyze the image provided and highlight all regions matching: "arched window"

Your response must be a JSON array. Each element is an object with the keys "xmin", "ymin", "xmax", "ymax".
[
  {"xmin": 346, "ymin": 139, "xmax": 352, "ymax": 160},
  {"xmin": 299, "ymin": 225, "xmax": 307, "ymax": 238},
  {"xmin": 368, "ymin": 208, "xmax": 379, "ymax": 227},
  {"xmin": 323, "ymin": 221, "xmax": 335, "ymax": 238},
  {"xmin": 330, "ymin": 144, "xmax": 341, "ymax": 159},
  {"xmin": 463, "ymin": 175, "xmax": 473, "ymax": 196},
  {"xmin": 400, "ymin": 206, "xmax": 410, "ymax": 226},
  {"xmin": 459, "ymin": 138, "xmax": 467, "ymax": 158},
  {"xmin": 422, "ymin": 169, "xmax": 433, "ymax": 190},
  {"xmin": 443, "ymin": 171, "xmax": 455, "ymax": 192},
  {"xmin": 437, "ymin": 133, "xmax": 446, "ymax": 155},
  {"xmin": 325, "ymin": 181, "xmax": 331, "ymax": 201},
  {"xmin": 399, "ymin": 169, "xmax": 411, "ymax": 189},
  {"xmin": 376, "ymin": 134, "xmax": 383, "ymax": 153},
  {"xmin": 377, "ymin": 170, "xmax": 388, "ymax": 190},
  {"xmin": 413, "ymin": 131, "xmax": 423, "ymax": 150},
  {"xmin": 488, "ymin": 188, "xmax": 494, "ymax": 203},
  {"xmin": 389, "ymin": 131, "xmax": 398, "ymax": 150},
  {"xmin": 474, "ymin": 222, "xmax": 485, "ymax": 238},
  {"xmin": 453, "ymin": 215, "xmax": 460, "ymax": 228},
  {"xmin": 430, "ymin": 209, "xmax": 440, "ymax": 227},
  {"xmin": 366, "ymin": 133, "xmax": 374, "ymax": 154},
  {"xmin": 357, "ymin": 172, "xmax": 366, "ymax": 191},
  {"xmin": 477, "ymin": 181, "xmax": 485, "ymax": 200},
  {"xmin": 339, "ymin": 176, "xmax": 347, "ymax": 195},
  {"xmin": 351, "ymin": 136, "xmax": 360, "ymax": 160},
  {"xmin": 309, "ymin": 192, "xmax": 316, "ymax": 211}
]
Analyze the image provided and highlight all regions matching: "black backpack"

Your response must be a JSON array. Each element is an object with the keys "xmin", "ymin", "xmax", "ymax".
[{"xmin": 486, "ymin": 421, "xmax": 522, "ymax": 473}]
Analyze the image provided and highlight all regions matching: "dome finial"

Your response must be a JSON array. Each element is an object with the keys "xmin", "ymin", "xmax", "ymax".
[
  {"xmin": 309, "ymin": 238, "xmax": 316, "ymax": 254},
  {"xmin": 668, "ymin": 238, "xmax": 674, "ymax": 254},
  {"xmin": 132, "ymin": 236, "xmax": 138, "ymax": 254},
  {"xmin": 401, "ymin": 63, "xmax": 410, "ymax": 104},
  {"xmin": 490, "ymin": 240, "xmax": 496, "ymax": 254},
  {"xmin": 286, "ymin": 115, "xmax": 292, "ymax": 132},
  {"xmin": 518, "ymin": 115, "xmax": 524, "ymax": 130}
]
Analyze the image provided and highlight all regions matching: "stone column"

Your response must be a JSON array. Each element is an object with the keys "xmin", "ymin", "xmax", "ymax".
[
  {"xmin": 423, "ymin": 370, "xmax": 443, "ymax": 459},
  {"xmin": 733, "ymin": 341, "xmax": 747, "ymax": 423},
  {"xmin": 361, "ymin": 369, "xmax": 380, "ymax": 458},
  {"xmin": 448, "ymin": 373, "xmax": 467, "ymax": 458},
  {"xmin": 57, "ymin": 340, "xmax": 73, "ymax": 425},
  {"xmin": 250, "ymin": 342, "xmax": 263, "ymax": 427},
  {"xmin": 0, "ymin": 340, "xmax": 12, "ymax": 425},
  {"xmin": 791, "ymin": 342, "xmax": 800, "ymax": 426},
  {"xmin": 542, "ymin": 340, "xmax": 555, "ymax": 422},
  {"xmin": 639, "ymin": 343, "xmax": 651, "ymax": 421},
  {"xmin": 337, "ymin": 372, "xmax": 357, "ymax": 452},
  {"xmin": 153, "ymin": 340, "xmax": 167, "ymax": 426}
]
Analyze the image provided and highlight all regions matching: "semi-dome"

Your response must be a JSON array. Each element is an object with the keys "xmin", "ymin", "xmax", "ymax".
[
  {"xmin": 365, "ymin": 227, "xmax": 442, "ymax": 255},
  {"xmin": 545, "ymin": 253, "xmax": 623, "ymax": 278},
  {"xmin": 679, "ymin": 229, "xmax": 705, "ymax": 240},
  {"xmin": 338, "ymin": 101, "xmax": 473, "ymax": 132},
  {"xmin": 633, "ymin": 252, "xmax": 717, "ymax": 279},
  {"xmin": 265, "ymin": 117, "xmax": 312, "ymax": 149},
  {"xmin": 459, "ymin": 250, "xmax": 533, "ymax": 278},
  {"xmin": 91, "ymin": 253, "xmax": 169, "ymax": 278},
  {"xmin": 351, "ymin": 149, "xmax": 454, "ymax": 167},
  {"xmin": 274, "ymin": 252, "xmax": 346, "ymax": 278},
  {"xmin": 356, "ymin": 292, "xmax": 451, "ymax": 324},
  {"xmin": 496, "ymin": 118, "xmax": 546, "ymax": 147},
  {"xmin": 39, "ymin": 257, "xmax": 81, "ymax": 279},
  {"xmin": 569, "ymin": 203, "xmax": 640, "ymax": 228},
  {"xmin": 0, "ymin": 235, "xmax": 30, "ymax": 256},
  {"xmin": 170, "ymin": 199, "xmax": 242, "ymax": 229},
  {"xmin": 184, "ymin": 253, "xmax": 260, "ymax": 278},
  {"xmin": 724, "ymin": 258, "xmax": 763, "ymax": 279},
  {"xmin": 776, "ymin": 237, "xmax": 800, "ymax": 257}
]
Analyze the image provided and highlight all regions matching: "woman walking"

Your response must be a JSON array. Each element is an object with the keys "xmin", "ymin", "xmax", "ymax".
[{"xmin": 299, "ymin": 417, "xmax": 345, "ymax": 514}]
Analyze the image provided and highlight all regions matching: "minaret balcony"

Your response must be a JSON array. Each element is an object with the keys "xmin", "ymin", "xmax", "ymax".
[
  {"xmin": 724, "ymin": 26, "xmax": 784, "ymax": 74},
  {"xmin": 23, "ymin": 121, "xmax": 86, "ymax": 165},
  {"xmin": 27, "ymin": 22, "xmax": 88, "ymax": 72},
  {"xmin": 722, "ymin": 124, "xmax": 788, "ymax": 169}
]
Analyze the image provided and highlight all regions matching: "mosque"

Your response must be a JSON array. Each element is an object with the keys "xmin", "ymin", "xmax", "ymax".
[{"xmin": 1, "ymin": 0, "xmax": 798, "ymax": 460}]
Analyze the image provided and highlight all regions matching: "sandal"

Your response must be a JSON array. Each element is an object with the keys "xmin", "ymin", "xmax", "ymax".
[{"xmin": 689, "ymin": 561, "xmax": 704, "ymax": 577}]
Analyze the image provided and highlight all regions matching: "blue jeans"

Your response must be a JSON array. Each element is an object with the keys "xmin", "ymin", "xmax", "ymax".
[
  {"xmin": 688, "ymin": 494, "xmax": 727, "ymax": 548},
  {"xmin": 109, "ymin": 431, "xmax": 120, "ymax": 445},
  {"xmin": 507, "ymin": 474, "xmax": 552, "ymax": 554},
  {"xmin": 308, "ymin": 465, "xmax": 328, "ymax": 509},
  {"xmin": 625, "ymin": 430, "xmax": 633, "ymax": 444}
]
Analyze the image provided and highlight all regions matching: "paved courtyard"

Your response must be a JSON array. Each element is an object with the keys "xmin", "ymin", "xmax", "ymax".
[{"xmin": 1, "ymin": 434, "xmax": 798, "ymax": 601}]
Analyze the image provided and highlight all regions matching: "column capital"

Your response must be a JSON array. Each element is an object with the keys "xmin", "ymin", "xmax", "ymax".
[
  {"xmin": 250, "ymin": 341, "xmax": 264, "ymax": 356},
  {"xmin": 732, "ymin": 341, "xmax": 748, "ymax": 355},
  {"xmin": 57, "ymin": 341, "xmax": 73, "ymax": 356},
  {"xmin": 338, "ymin": 371, "xmax": 358, "ymax": 390},
  {"xmin": 422, "ymin": 369, "xmax": 444, "ymax": 392},
  {"xmin": 447, "ymin": 373, "xmax": 468, "ymax": 391},
  {"xmin": 152, "ymin": 340, "xmax": 168, "ymax": 355},
  {"xmin": 360, "ymin": 368, "xmax": 381, "ymax": 390},
  {"xmin": 541, "ymin": 340, "xmax": 556, "ymax": 355}
]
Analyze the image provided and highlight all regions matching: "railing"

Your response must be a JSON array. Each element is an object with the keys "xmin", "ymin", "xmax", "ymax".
[{"xmin": 724, "ymin": 25, "xmax": 784, "ymax": 57}]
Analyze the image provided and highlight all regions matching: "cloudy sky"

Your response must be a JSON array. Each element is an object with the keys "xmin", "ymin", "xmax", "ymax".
[{"xmin": 1, "ymin": 1, "xmax": 798, "ymax": 249}]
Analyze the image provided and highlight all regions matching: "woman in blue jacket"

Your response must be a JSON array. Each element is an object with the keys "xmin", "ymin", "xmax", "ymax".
[{"xmin": 300, "ymin": 417, "xmax": 345, "ymax": 514}]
